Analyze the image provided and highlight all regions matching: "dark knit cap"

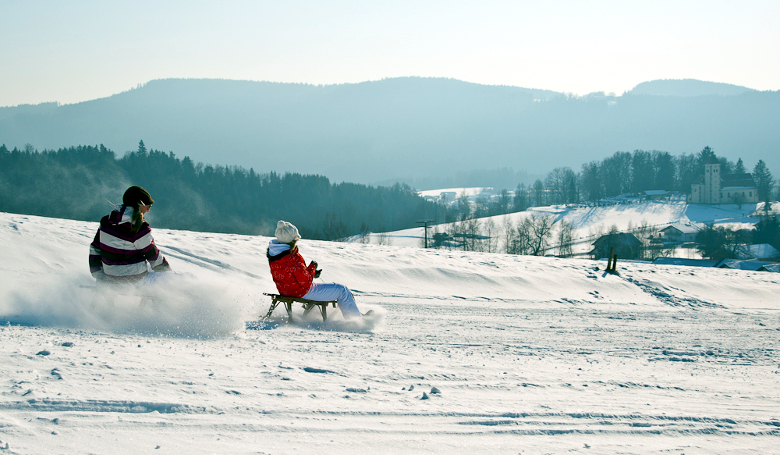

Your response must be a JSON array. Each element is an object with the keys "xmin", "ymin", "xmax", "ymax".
[{"xmin": 122, "ymin": 186, "xmax": 154, "ymax": 207}]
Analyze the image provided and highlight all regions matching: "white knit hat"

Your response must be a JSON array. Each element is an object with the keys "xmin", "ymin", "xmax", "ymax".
[{"xmin": 275, "ymin": 220, "xmax": 301, "ymax": 244}]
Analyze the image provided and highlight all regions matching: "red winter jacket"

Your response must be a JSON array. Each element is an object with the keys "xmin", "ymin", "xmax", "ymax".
[{"xmin": 267, "ymin": 241, "xmax": 316, "ymax": 298}]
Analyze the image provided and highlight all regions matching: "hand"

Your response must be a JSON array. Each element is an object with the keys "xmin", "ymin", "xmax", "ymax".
[
  {"xmin": 314, "ymin": 269, "xmax": 322, "ymax": 278},
  {"xmin": 310, "ymin": 261, "xmax": 318, "ymax": 268}
]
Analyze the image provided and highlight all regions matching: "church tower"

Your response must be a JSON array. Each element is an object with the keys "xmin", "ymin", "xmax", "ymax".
[{"xmin": 703, "ymin": 156, "xmax": 721, "ymax": 204}]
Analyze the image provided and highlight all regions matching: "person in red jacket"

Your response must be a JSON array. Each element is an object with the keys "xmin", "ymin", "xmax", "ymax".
[{"xmin": 267, "ymin": 220, "xmax": 362, "ymax": 319}]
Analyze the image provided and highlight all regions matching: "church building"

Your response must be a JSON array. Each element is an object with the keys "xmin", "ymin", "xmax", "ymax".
[{"xmin": 690, "ymin": 156, "xmax": 758, "ymax": 205}]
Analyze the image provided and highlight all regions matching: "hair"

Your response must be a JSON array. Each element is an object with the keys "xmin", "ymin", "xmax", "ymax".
[
  {"xmin": 129, "ymin": 206, "xmax": 145, "ymax": 233},
  {"xmin": 122, "ymin": 186, "xmax": 153, "ymax": 233},
  {"xmin": 288, "ymin": 239, "xmax": 298, "ymax": 251}
]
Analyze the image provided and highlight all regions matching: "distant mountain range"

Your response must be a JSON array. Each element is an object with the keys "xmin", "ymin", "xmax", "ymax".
[{"xmin": 1, "ymin": 77, "xmax": 777, "ymax": 188}]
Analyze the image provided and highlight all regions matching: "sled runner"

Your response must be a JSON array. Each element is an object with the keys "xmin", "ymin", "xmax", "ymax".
[{"xmin": 263, "ymin": 293, "xmax": 337, "ymax": 323}]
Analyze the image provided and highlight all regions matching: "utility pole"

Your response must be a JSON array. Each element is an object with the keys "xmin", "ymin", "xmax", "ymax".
[{"xmin": 416, "ymin": 220, "xmax": 434, "ymax": 248}]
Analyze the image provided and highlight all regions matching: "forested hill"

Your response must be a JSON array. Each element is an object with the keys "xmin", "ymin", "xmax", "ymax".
[
  {"xmin": 0, "ymin": 143, "xmax": 437, "ymax": 239},
  {"xmin": 1, "ymin": 77, "xmax": 778, "ymax": 187},
  {"xmin": 628, "ymin": 79, "xmax": 756, "ymax": 97}
]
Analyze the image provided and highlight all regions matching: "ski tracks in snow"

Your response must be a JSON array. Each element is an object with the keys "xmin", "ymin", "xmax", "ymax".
[
  {"xmin": 2, "ymin": 295, "xmax": 779, "ymax": 454},
  {"xmin": 620, "ymin": 273, "xmax": 723, "ymax": 308}
]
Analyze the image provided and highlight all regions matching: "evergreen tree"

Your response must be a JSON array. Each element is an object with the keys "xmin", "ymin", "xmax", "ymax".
[
  {"xmin": 513, "ymin": 183, "xmax": 528, "ymax": 212},
  {"xmin": 753, "ymin": 160, "xmax": 774, "ymax": 202},
  {"xmin": 674, "ymin": 153, "xmax": 700, "ymax": 193},
  {"xmin": 753, "ymin": 217, "xmax": 780, "ymax": 251},
  {"xmin": 630, "ymin": 150, "xmax": 654, "ymax": 193},
  {"xmin": 697, "ymin": 146, "xmax": 715, "ymax": 166},
  {"xmin": 695, "ymin": 226, "xmax": 750, "ymax": 260},
  {"xmin": 580, "ymin": 161, "xmax": 602, "ymax": 202},
  {"xmin": 717, "ymin": 157, "xmax": 734, "ymax": 176},
  {"xmin": 734, "ymin": 158, "xmax": 746, "ymax": 174},
  {"xmin": 653, "ymin": 151, "xmax": 676, "ymax": 191},
  {"xmin": 532, "ymin": 179, "xmax": 545, "ymax": 207},
  {"xmin": 601, "ymin": 151, "xmax": 632, "ymax": 196}
]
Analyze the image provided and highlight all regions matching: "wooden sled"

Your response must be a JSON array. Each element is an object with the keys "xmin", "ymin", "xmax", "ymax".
[{"xmin": 263, "ymin": 293, "xmax": 337, "ymax": 323}]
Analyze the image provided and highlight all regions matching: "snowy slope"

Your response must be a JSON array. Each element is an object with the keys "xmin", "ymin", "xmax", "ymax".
[
  {"xmin": 370, "ymin": 199, "xmax": 762, "ymax": 252},
  {"xmin": 1, "ymin": 211, "xmax": 779, "ymax": 454}
]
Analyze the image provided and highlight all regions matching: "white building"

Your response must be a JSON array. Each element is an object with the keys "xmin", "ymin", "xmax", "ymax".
[
  {"xmin": 690, "ymin": 156, "xmax": 758, "ymax": 205},
  {"xmin": 660, "ymin": 222, "xmax": 707, "ymax": 243}
]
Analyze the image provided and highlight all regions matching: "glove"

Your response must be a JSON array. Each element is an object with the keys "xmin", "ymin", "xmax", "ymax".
[
  {"xmin": 310, "ymin": 260, "xmax": 318, "ymax": 268},
  {"xmin": 314, "ymin": 269, "xmax": 322, "ymax": 279}
]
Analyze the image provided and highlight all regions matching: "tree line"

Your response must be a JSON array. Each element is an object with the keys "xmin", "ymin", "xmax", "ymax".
[
  {"xmin": 0, "ymin": 141, "xmax": 438, "ymax": 239},
  {"xmin": 695, "ymin": 218, "xmax": 780, "ymax": 260},
  {"xmin": 2, "ymin": 141, "xmax": 777, "ymax": 255},
  {"xmin": 430, "ymin": 213, "xmax": 675, "ymax": 260},
  {"xmin": 425, "ymin": 145, "xmax": 778, "ymax": 260},
  {"xmin": 514, "ymin": 146, "xmax": 777, "ymax": 209},
  {"xmin": 429, "ymin": 210, "xmax": 779, "ymax": 262}
]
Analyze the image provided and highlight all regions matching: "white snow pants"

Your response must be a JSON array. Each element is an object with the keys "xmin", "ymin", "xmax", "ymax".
[{"xmin": 303, "ymin": 283, "xmax": 361, "ymax": 319}]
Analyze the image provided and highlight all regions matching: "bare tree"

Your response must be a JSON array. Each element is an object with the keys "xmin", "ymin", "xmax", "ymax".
[
  {"xmin": 358, "ymin": 222, "xmax": 371, "ymax": 244},
  {"xmin": 588, "ymin": 224, "xmax": 605, "ymax": 245},
  {"xmin": 545, "ymin": 167, "xmax": 578, "ymax": 205},
  {"xmin": 493, "ymin": 189, "xmax": 511, "ymax": 215},
  {"xmin": 474, "ymin": 195, "xmax": 490, "ymax": 218},
  {"xmin": 324, "ymin": 212, "xmax": 348, "ymax": 241},
  {"xmin": 500, "ymin": 217, "xmax": 515, "ymax": 254},
  {"xmin": 633, "ymin": 220, "xmax": 662, "ymax": 260},
  {"xmin": 463, "ymin": 218, "xmax": 482, "ymax": 252},
  {"xmin": 731, "ymin": 191, "xmax": 746, "ymax": 209},
  {"xmin": 509, "ymin": 217, "xmax": 534, "ymax": 255},
  {"xmin": 376, "ymin": 228, "xmax": 392, "ymax": 246},
  {"xmin": 482, "ymin": 217, "xmax": 497, "ymax": 253},
  {"xmin": 545, "ymin": 168, "xmax": 565, "ymax": 205},
  {"xmin": 510, "ymin": 214, "xmax": 556, "ymax": 256},
  {"xmin": 556, "ymin": 220, "xmax": 574, "ymax": 258},
  {"xmin": 529, "ymin": 214, "xmax": 556, "ymax": 256},
  {"xmin": 457, "ymin": 191, "xmax": 471, "ymax": 221}
]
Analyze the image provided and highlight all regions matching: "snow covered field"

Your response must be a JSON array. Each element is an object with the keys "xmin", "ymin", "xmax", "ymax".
[
  {"xmin": 1, "ymin": 211, "xmax": 779, "ymax": 454},
  {"xmin": 372, "ymin": 198, "xmax": 763, "ymax": 253}
]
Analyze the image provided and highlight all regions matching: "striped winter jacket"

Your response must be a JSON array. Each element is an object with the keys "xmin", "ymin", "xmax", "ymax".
[{"xmin": 89, "ymin": 206, "xmax": 170, "ymax": 282}]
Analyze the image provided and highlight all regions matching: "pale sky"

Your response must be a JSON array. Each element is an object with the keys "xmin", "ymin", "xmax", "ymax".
[{"xmin": 1, "ymin": 0, "xmax": 779, "ymax": 107}]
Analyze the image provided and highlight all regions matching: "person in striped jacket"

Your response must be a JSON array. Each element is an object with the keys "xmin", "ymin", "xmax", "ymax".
[{"xmin": 89, "ymin": 186, "xmax": 171, "ymax": 283}]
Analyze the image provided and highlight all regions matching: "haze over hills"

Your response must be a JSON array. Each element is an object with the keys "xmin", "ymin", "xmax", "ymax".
[
  {"xmin": 1, "ymin": 77, "xmax": 778, "ymax": 188},
  {"xmin": 628, "ymin": 79, "xmax": 756, "ymax": 97}
]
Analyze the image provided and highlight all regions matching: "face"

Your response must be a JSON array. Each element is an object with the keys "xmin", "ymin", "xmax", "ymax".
[{"xmin": 139, "ymin": 202, "xmax": 152, "ymax": 215}]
